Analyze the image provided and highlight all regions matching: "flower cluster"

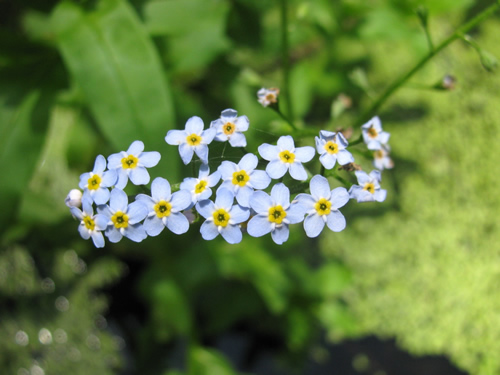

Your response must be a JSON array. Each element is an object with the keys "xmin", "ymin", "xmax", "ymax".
[{"xmin": 66, "ymin": 104, "xmax": 392, "ymax": 247}]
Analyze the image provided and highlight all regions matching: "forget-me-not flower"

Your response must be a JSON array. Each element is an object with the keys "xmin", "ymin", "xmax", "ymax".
[
  {"xmin": 361, "ymin": 116, "xmax": 390, "ymax": 150},
  {"xmin": 315, "ymin": 131, "xmax": 354, "ymax": 169},
  {"xmin": 210, "ymin": 109, "xmax": 249, "ymax": 147},
  {"xmin": 295, "ymin": 175, "xmax": 350, "ymax": 238},
  {"xmin": 98, "ymin": 188, "xmax": 148, "ymax": 243},
  {"xmin": 247, "ymin": 183, "xmax": 305, "ymax": 245},
  {"xmin": 373, "ymin": 145, "xmax": 394, "ymax": 170},
  {"xmin": 107, "ymin": 141, "xmax": 160, "ymax": 189},
  {"xmin": 180, "ymin": 164, "xmax": 221, "ymax": 205},
  {"xmin": 66, "ymin": 189, "xmax": 83, "ymax": 208},
  {"xmin": 258, "ymin": 135, "xmax": 315, "ymax": 181},
  {"xmin": 165, "ymin": 116, "xmax": 216, "ymax": 165},
  {"xmin": 218, "ymin": 153, "xmax": 271, "ymax": 207},
  {"xmin": 79, "ymin": 155, "xmax": 117, "ymax": 204},
  {"xmin": 349, "ymin": 170, "xmax": 387, "ymax": 203},
  {"xmin": 196, "ymin": 188, "xmax": 250, "ymax": 244},
  {"xmin": 70, "ymin": 198, "xmax": 108, "ymax": 248},
  {"xmin": 257, "ymin": 87, "xmax": 280, "ymax": 107},
  {"xmin": 136, "ymin": 177, "xmax": 192, "ymax": 236}
]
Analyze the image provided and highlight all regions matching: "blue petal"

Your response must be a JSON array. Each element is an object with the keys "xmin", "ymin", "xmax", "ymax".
[
  {"xmin": 218, "ymin": 161, "xmax": 238, "ymax": 180},
  {"xmin": 93, "ymin": 155, "xmax": 107, "ymax": 174},
  {"xmin": 258, "ymin": 143, "xmax": 278, "ymax": 161},
  {"xmin": 277, "ymin": 135, "xmax": 295, "ymax": 150},
  {"xmin": 249, "ymin": 191, "xmax": 272, "ymax": 214},
  {"xmin": 235, "ymin": 186, "xmax": 253, "ymax": 207},
  {"xmin": 319, "ymin": 153, "xmax": 336, "ymax": 170},
  {"xmin": 337, "ymin": 150, "xmax": 354, "ymax": 165},
  {"xmin": 124, "ymin": 224, "xmax": 147, "ymax": 242},
  {"xmin": 289, "ymin": 162, "xmax": 308, "ymax": 181},
  {"xmin": 247, "ymin": 215, "xmax": 272, "ymax": 237},
  {"xmin": 374, "ymin": 189, "xmax": 387, "ymax": 202},
  {"xmin": 294, "ymin": 146, "xmax": 315, "ymax": 162},
  {"xmin": 166, "ymin": 212, "xmax": 189, "ymax": 234},
  {"xmin": 285, "ymin": 203, "xmax": 305, "ymax": 224},
  {"xmin": 107, "ymin": 152, "xmax": 124, "ymax": 169},
  {"xmin": 235, "ymin": 115, "xmax": 249, "ymax": 131},
  {"xmin": 221, "ymin": 108, "xmax": 237, "ymax": 120},
  {"xmin": 198, "ymin": 163, "xmax": 210, "ymax": 178},
  {"xmin": 91, "ymin": 232, "xmax": 105, "ymax": 248},
  {"xmin": 238, "ymin": 153, "xmax": 257, "ymax": 171},
  {"xmin": 207, "ymin": 170, "xmax": 221, "ymax": 186},
  {"xmin": 202, "ymin": 127, "xmax": 217, "ymax": 143},
  {"xmin": 330, "ymin": 187, "xmax": 350, "ymax": 209},
  {"xmin": 92, "ymin": 187, "xmax": 111, "ymax": 205},
  {"xmin": 310, "ymin": 175, "xmax": 331, "ymax": 200},
  {"xmin": 127, "ymin": 201, "xmax": 148, "ymax": 224},
  {"xmin": 139, "ymin": 151, "xmax": 161, "ymax": 167},
  {"xmin": 79, "ymin": 172, "xmax": 90, "ymax": 189},
  {"xmin": 109, "ymin": 188, "xmax": 128, "ymax": 212},
  {"xmin": 179, "ymin": 143, "xmax": 194, "ymax": 165},
  {"xmin": 78, "ymin": 224, "xmax": 91, "ymax": 240},
  {"xmin": 114, "ymin": 169, "xmax": 129, "ymax": 189},
  {"xmin": 249, "ymin": 170, "xmax": 270, "ymax": 190},
  {"xmin": 200, "ymin": 220, "xmax": 219, "ymax": 240},
  {"xmin": 294, "ymin": 193, "xmax": 315, "ymax": 211},
  {"xmin": 271, "ymin": 183, "xmax": 290, "ymax": 208},
  {"xmin": 135, "ymin": 194, "xmax": 155, "ymax": 211},
  {"xmin": 326, "ymin": 210, "xmax": 346, "ymax": 232},
  {"xmin": 170, "ymin": 189, "xmax": 192, "ymax": 211},
  {"xmin": 151, "ymin": 177, "xmax": 171, "ymax": 201},
  {"xmin": 220, "ymin": 225, "xmax": 243, "ymax": 244},
  {"xmin": 304, "ymin": 214, "xmax": 325, "ymax": 238},
  {"xmin": 271, "ymin": 224, "xmax": 289, "ymax": 245},
  {"xmin": 94, "ymin": 214, "xmax": 109, "ymax": 231},
  {"xmin": 266, "ymin": 159, "xmax": 287, "ymax": 179},
  {"xmin": 229, "ymin": 204, "xmax": 250, "ymax": 224},
  {"xmin": 228, "ymin": 132, "xmax": 246, "ymax": 147},
  {"xmin": 129, "ymin": 167, "xmax": 150, "ymax": 186},
  {"xmin": 215, "ymin": 188, "xmax": 234, "ymax": 209},
  {"xmin": 102, "ymin": 169, "xmax": 118, "ymax": 187},
  {"xmin": 105, "ymin": 226, "xmax": 123, "ymax": 243},
  {"xmin": 143, "ymin": 216, "xmax": 165, "ymax": 236},
  {"xmin": 196, "ymin": 199, "xmax": 215, "ymax": 219},
  {"xmin": 165, "ymin": 129, "xmax": 187, "ymax": 145},
  {"xmin": 127, "ymin": 140, "xmax": 144, "ymax": 155},
  {"xmin": 185, "ymin": 116, "xmax": 204, "ymax": 134},
  {"xmin": 194, "ymin": 144, "xmax": 209, "ymax": 164}
]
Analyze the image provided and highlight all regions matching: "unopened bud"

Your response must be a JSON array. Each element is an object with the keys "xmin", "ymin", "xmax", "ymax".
[{"xmin": 65, "ymin": 189, "xmax": 82, "ymax": 208}]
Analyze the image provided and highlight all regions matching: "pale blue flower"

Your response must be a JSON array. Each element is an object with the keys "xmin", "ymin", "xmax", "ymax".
[
  {"xmin": 136, "ymin": 178, "xmax": 192, "ymax": 236},
  {"xmin": 70, "ymin": 198, "xmax": 108, "ymax": 248},
  {"xmin": 257, "ymin": 87, "xmax": 279, "ymax": 107},
  {"xmin": 258, "ymin": 135, "xmax": 315, "ymax": 181},
  {"xmin": 210, "ymin": 109, "xmax": 249, "ymax": 147},
  {"xmin": 247, "ymin": 183, "xmax": 305, "ymax": 245},
  {"xmin": 315, "ymin": 131, "xmax": 354, "ymax": 169},
  {"xmin": 98, "ymin": 188, "xmax": 148, "ymax": 243},
  {"xmin": 65, "ymin": 189, "xmax": 83, "ymax": 208},
  {"xmin": 180, "ymin": 164, "xmax": 221, "ymax": 205},
  {"xmin": 196, "ymin": 188, "xmax": 249, "ymax": 244},
  {"xmin": 218, "ymin": 153, "xmax": 271, "ymax": 207},
  {"xmin": 295, "ymin": 175, "xmax": 349, "ymax": 238},
  {"xmin": 361, "ymin": 116, "xmax": 390, "ymax": 150},
  {"xmin": 79, "ymin": 155, "xmax": 117, "ymax": 204},
  {"xmin": 165, "ymin": 116, "xmax": 216, "ymax": 165},
  {"xmin": 373, "ymin": 145, "xmax": 394, "ymax": 170},
  {"xmin": 107, "ymin": 141, "xmax": 160, "ymax": 189},
  {"xmin": 349, "ymin": 170, "xmax": 387, "ymax": 202}
]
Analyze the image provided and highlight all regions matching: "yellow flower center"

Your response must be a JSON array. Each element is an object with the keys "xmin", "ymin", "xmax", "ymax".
[
  {"xmin": 121, "ymin": 155, "xmax": 138, "ymax": 169},
  {"xmin": 186, "ymin": 133, "xmax": 201, "ymax": 146},
  {"xmin": 363, "ymin": 182, "xmax": 375, "ymax": 194},
  {"xmin": 83, "ymin": 215, "xmax": 95, "ymax": 231},
  {"xmin": 223, "ymin": 122, "xmax": 236, "ymax": 136},
  {"xmin": 111, "ymin": 211, "xmax": 129, "ymax": 229},
  {"xmin": 87, "ymin": 175, "xmax": 102, "ymax": 190},
  {"xmin": 232, "ymin": 170, "xmax": 250, "ymax": 187},
  {"xmin": 266, "ymin": 93, "xmax": 277, "ymax": 103},
  {"xmin": 268, "ymin": 205, "xmax": 287, "ymax": 224},
  {"xmin": 324, "ymin": 141, "xmax": 339, "ymax": 155},
  {"xmin": 279, "ymin": 150, "xmax": 295, "ymax": 164},
  {"xmin": 374, "ymin": 150, "xmax": 384, "ymax": 159},
  {"xmin": 367, "ymin": 126, "xmax": 378, "ymax": 138},
  {"xmin": 154, "ymin": 200, "xmax": 172, "ymax": 218},
  {"xmin": 314, "ymin": 198, "xmax": 332, "ymax": 216},
  {"xmin": 213, "ymin": 208, "xmax": 230, "ymax": 228},
  {"xmin": 195, "ymin": 180, "xmax": 207, "ymax": 194}
]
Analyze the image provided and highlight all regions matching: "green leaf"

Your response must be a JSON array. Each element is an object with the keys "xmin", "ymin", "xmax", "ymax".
[
  {"xmin": 188, "ymin": 346, "xmax": 236, "ymax": 375},
  {"xmin": 314, "ymin": 262, "xmax": 352, "ymax": 297},
  {"xmin": 0, "ymin": 89, "xmax": 49, "ymax": 232},
  {"xmin": 51, "ymin": 0, "xmax": 178, "ymax": 180}
]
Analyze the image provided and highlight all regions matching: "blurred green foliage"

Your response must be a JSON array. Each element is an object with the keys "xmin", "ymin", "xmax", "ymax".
[{"xmin": 1, "ymin": 0, "xmax": 499, "ymax": 374}]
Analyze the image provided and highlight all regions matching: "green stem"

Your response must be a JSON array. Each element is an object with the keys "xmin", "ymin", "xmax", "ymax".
[
  {"xmin": 280, "ymin": 0, "xmax": 293, "ymax": 121},
  {"xmin": 358, "ymin": 1, "xmax": 500, "ymax": 122}
]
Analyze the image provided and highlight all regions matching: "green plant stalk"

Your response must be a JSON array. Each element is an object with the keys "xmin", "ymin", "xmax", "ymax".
[
  {"xmin": 359, "ymin": 1, "xmax": 500, "ymax": 122},
  {"xmin": 280, "ymin": 0, "xmax": 293, "ymax": 122}
]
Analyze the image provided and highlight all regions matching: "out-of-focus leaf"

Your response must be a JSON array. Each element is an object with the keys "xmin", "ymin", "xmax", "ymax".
[
  {"xmin": 150, "ymin": 279, "xmax": 192, "ymax": 341},
  {"xmin": 144, "ymin": 0, "xmax": 230, "ymax": 72},
  {"xmin": 51, "ymin": 0, "xmax": 178, "ymax": 181},
  {"xmin": 314, "ymin": 262, "xmax": 352, "ymax": 297},
  {"xmin": 0, "ymin": 89, "xmax": 49, "ymax": 232},
  {"xmin": 188, "ymin": 346, "xmax": 236, "ymax": 375}
]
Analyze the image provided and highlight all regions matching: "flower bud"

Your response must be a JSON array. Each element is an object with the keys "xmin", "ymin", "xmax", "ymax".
[{"xmin": 65, "ymin": 189, "xmax": 83, "ymax": 208}]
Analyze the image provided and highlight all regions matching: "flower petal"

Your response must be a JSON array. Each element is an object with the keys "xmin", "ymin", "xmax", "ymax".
[
  {"xmin": 165, "ymin": 129, "xmax": 186, "ymax": 145},
  {"xmin": 247, "ymin": 215, "xmax": 272, "ymax": 237},
  {"xmin": 220, "ymin": 224, "xmax": 243, "ymax": 244},
  {"xmin": 93, "ymin": 155, "xmax": 107, "ymax": 174},
  {"xmin": 166, "ymin": 212, "xmax": 189, "ymax": 234},
  {"xmin": 310, "ymin": 175, "xmax": 331, "ymax": 200},
  {"xmin": 218, "ymin": 160, "xmax": 238, "ymax": 180},
  {"xmin": 194, "ymin": 144, "xmax": 209, "ymax": 164},
  {"xmin": 139, "ymin": 151, "xmax": 161, "ymax": 168},
  {"xmin": 304, "ymin": 213, "xmax": 325, "ymax": 238},
  {"xmin": 179, "ymin": 142, "xmax": 194, "ymax": 165},
  {"xmin": 229, "ymin": 204, "xmax": 250, "ymax": 224},
  {"xmin": 129, "ymin": 167, "xmax": 150, "ymax": 186},
  {"xmin": 109, "ymin": 188, "xmax": 128, "ymax": 212},
  {"xmin": 258, "ymin": 143, "xmax": 279, "ymax": 161},
  {"xmin": 289, "ymin": 162, "xmax": 308, "ymax": 181},
  {"xmin": 185, "ymin": 116, "xmax": 204, "ymax": 134},
  {"xmin": 196, "ymin": 199, "xmax": 215, "ymax": 219},
  {"xmin": 127, "ymin": 201, "xmax": 148, "ymax": 224},
  {"xmin": 170, "ymin": 189, "xmax": 192, "ymax": 211},
  {"xmin": 326, "ymin": 210, "xmax": 346, "ymax": 232},
  {"xmin": 249, "ymin": 191, "xmax": 273, "ymax": 214},
  {"xmin": 266, "ymin": 159, "xmax": 288, "ymax": 179},
  {"xmin": 235, "ymin": 115, "xmax": 249, "ymax": 131},
  {"xmin": 277, "ymin": 135, "xmax": 295, "ymax": 150},
  {"xmin": 124, "ymin": 224, "xmax": 147, "ymax": 242},
  {"xmin": 294, "ymin": 146, "xmax": 315, "ymax": 162},
  {"xmin": 271, "ymin": 183, "xmax": 290, "ymax": 208},
  {"xmin": 228, "ymin": 132, "xmax": 247, "ymax": 147},
  {"xmin": 319, "ymin": 153, "xmax": 336, "ymax": 170},
  {"xmin": 200, "ymin": 220, "xmax": 219, "ymax": 240},
  {"xmin": 127, "ymin": 140, "xmax": 144, "ymax": 155},
  {"xmin": 238, "ymin": 153, "xmax": 258, "ymax": 171},
  {"xmin": 249, "ymin": 170, "xmax": 271, "ymax": 190},
  {"xmin": 91, "ymin": 232, "xmax": 105, "ymax": 248},
  {"xmin": 151, "ymin": 177, "xmax": 171, "ymax": 201},
  {"xmin": 330, "ymin": 187, "xmax": 350, "ymax": 209},
  {"xmin": 286, "ymin": 203, "xmax": 305, "ymax": 224},
  {"xmin": 143, "ymin": 216, "xmax": 165, "ymax": 236},
  {"xmin": 215, "ymin": 188, "xmax": 235, "ymax": 209},
  {"xmin": 271, "ymin": 225, "xmax": 289, "ymax": 245}
]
